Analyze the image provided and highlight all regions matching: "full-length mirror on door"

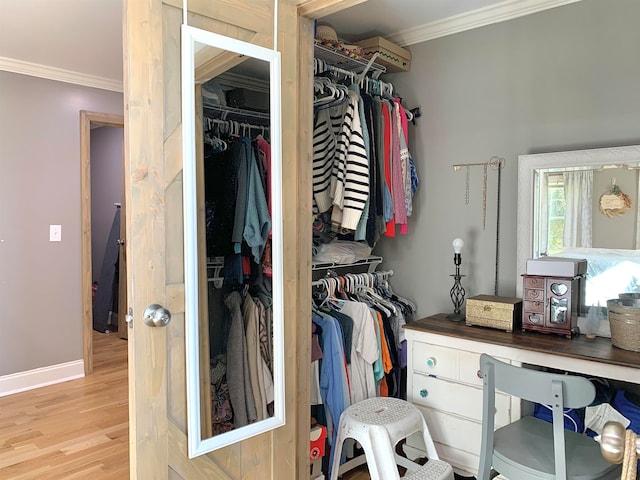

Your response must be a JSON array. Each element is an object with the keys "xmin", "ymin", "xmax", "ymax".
[{"xmin": 181, "ymin": 24, "xmax": 284, "ymax": 457}]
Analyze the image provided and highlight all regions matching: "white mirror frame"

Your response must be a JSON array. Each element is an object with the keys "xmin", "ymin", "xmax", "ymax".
[
  {"xmin": 516, "ymin": 144, "xmax": 640, "ymax": 298},
  {"xmin": 181, "ymin": 24, "xmax": 284, "ymax": 457}
]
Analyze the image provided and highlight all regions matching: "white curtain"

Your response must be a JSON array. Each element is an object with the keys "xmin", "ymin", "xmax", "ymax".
[
  {"xmin": 539, "ymin": 173, "xmax": 549, "ymax": 255},
  {"xmin": 563, "ymin": 171, "xmax": 593, "ymax": 248}
]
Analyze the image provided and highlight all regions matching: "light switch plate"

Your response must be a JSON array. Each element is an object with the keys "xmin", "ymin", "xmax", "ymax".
[{"xmin": 50, "ymin": 224, "xmax": 62, "ymax": 242}]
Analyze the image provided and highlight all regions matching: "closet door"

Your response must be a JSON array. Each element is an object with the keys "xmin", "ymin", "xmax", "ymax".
[
  {"xmin": 122, "ymin": 0, "xmax": 315, "ymax": 478},
  {"xmin": 124, "ymin": 0, "xmax": 361, "ymax": 478}
]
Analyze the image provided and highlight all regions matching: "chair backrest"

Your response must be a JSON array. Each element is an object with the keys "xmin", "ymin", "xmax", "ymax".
[
  {"xmin": 478, "ymin": 353, "xmax": 596, "ymax": 480},
  {"xmin": 480, "ymin": 354, "xmax": 595, "ymax": 408}
]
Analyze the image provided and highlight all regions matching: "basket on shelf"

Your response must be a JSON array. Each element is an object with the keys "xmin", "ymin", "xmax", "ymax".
[
  {"xmin": 619, "ymin": 292, "xmax": 640, "ymax": 300},
  {"xmin": 607, "ymin": 298, "xmax": 640, "ymax": 352}
]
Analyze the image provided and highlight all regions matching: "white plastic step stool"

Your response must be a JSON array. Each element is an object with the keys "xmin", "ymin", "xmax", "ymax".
[{"xmin": 329, "ymin": 397, "xmax": 454, "ymax": 480}]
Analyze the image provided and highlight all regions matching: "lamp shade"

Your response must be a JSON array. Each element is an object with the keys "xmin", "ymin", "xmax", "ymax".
[{"xmin": 452, "ymin": 238, "xmax": 464, "ymax": 254}]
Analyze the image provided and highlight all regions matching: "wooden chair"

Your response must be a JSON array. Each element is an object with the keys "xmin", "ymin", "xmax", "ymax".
[{"xmin": 477, "ymin": 353, "xmax": 621, "ymax": 480}]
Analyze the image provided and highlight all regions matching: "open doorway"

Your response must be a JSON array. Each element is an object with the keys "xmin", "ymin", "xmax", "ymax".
[{"xmin": 80, "ymin": 110, "xmax": 125, "ymax": 375}]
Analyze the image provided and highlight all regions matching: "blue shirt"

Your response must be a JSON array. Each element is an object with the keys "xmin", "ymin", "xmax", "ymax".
[{"xmin": 313, "ymin": 313, "xmax": 349, "ymax": 477}]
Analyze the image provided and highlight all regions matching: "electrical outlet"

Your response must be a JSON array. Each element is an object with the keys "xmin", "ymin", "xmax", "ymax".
[{"xmin": 50, "ymin": 225, "xmax": 62, "ymax": 242}]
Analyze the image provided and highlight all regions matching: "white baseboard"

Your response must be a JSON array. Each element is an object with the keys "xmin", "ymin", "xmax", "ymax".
[{"xmin": 0, "ymin": 360, "xmax": 85, "ymax": 397}]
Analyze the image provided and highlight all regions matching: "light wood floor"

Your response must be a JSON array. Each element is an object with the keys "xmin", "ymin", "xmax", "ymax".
[
  {"xmin": 0, "ymin": 331, "xmax": 128, "ymax": 479},
  {"xmin": 0, "ymin": 331, "xmax": 377, "ymax": 479}
]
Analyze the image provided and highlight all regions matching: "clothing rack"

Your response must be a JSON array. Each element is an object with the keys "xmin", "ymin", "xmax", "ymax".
[
  {"xmin": 311, "ymin": 269, "xmax": 394, "ymax": 289},
  {"xmin": 314, "ymin": 60, "xmax": 391, "ymax": 92},
  {"xmin": 312, "ymin": 255, "xmax": 383, "ymax": 273},
  {"xmin": 314, "ymin": 40, "xmax": 385, "ymax": 79},
  {"xmin": 203, "ymin": 103, "xmax": 271, "ymax": 140},
  {"xmin": 204, "ymin": 104, "xmax": 269, "ymax": 121},
  {"xmin": 202, "ymin": 105, "xmax": 271, "ymax": 129},
  {"xmin": 207, "ymin": 257, "xmax": 224, "ymax": 288},
  {"xmin": 205, "ymin": 117, "xmax": 269, "ymax": 139}
]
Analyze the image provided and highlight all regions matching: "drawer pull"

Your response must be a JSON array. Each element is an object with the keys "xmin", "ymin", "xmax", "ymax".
[
  {"xmin": 426, "ymin": 357, "xmax": 437, "ymax": 368},
  {"xmin": 483, "ymin": 305, "xmax": 491, "ymax": 312},
  {"xmin": 477, "ymin": 370, "xmax": 483, "ymax": 379},
  {"xmin": 419, "ymin": 389, "xmax": 428, "ymax": 398}
]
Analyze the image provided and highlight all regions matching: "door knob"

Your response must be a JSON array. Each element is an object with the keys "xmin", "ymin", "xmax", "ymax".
[{"xmin": 143, "ymin": 304, "xmax": 172, "ymax": 327}]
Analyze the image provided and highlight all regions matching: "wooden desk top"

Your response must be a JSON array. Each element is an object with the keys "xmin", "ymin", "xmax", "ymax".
[{"xmin": 405, "ymin": 313, "xmax": 640, "ymax": 371}]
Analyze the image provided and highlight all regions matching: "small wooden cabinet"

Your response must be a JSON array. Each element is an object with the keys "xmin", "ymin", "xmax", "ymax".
[{"xmin": 521, "ymin": 274, "xmax": 583, "ymax": 338}]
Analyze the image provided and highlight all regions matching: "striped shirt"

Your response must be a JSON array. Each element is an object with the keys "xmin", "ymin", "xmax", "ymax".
[
  {"xmin": 331, "ymin": 91, "xmax": 370, "ymax": 230},
  {"xmin": 312, "ymin": 108, "xmax": 338, "ymax": 213}
]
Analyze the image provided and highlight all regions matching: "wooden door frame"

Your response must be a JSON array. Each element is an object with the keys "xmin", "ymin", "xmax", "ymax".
[{"xmin": 79, "ymin": 110, "xmax": 125, "ymax": 375}]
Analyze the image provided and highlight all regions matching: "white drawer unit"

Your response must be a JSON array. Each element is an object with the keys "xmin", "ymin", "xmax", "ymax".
[
  {"xmin": 412, "ymin": 342, "xmax": 459, "ymax": 379},
  {"xmin": 411, "ymin": 374, "xmax": 511, "ymax": 425},
  {"xmin": 403, "ymin": 313, "xmax": 640, "ymax": 478},
  {"xmin": 405, "ymin": 332, "xmax": 520, "ymax": 476}
]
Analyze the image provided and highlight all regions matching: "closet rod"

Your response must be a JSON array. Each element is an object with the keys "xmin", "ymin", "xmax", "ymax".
[
  {"xmin": 316, "ymin": 62, "xmax": 359, "ymax": 82},
  {"xmin": 204, "ymin": 104, "xmax": 270, "ymax": 120},
  {"xmin": 205, "ymin": 117, "xmax": 269, "ymax": 133},
  {"xmin": 311, "ymin": 269, "xmax": 394, "ymax": 288},
  {"xmin": 312, "ymin": 255, "xmax": 383, "ymax": 272}
]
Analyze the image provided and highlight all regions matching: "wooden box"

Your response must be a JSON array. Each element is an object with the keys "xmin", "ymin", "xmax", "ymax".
[
  {"xmin": 355, "ymin": 36, "xmax": 411, "ymax": 73},
  {"xmin": 521, "ymin": 275, "xmax": 581, "ymax": 338},
  {"xmin": 466, "ymin": 295, "xmax": 523, "ymax": 332}
]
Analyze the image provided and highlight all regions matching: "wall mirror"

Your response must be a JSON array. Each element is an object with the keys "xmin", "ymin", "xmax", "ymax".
[
  {"xmin": 182, "ymin": 24, "xmax": 284, "ymax": 457},
  {"xmin": 517, "ymin": 145, "xmax": 640, "ymax": 314}
]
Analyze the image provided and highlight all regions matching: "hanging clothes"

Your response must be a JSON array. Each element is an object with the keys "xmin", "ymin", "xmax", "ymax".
[
  {"xmin": 242, "ymin": 293, "xmax": 273, "ymax": 421},
  {"xmin": 312, "ymin": 311, "xmax": 350, "ymax": 475},
  {"xmin": 224, "ymin": 290, "xmax": 257, "ymax": 427},
  {"xmin": 330, "ymin": 90, "xmax": 369, "ymax": 231},
  {"xmin": 204, "ymin": 134, "xmax": 273, "ymax": 284},
  {"xmin": 311, "ymin": 71, "xmax": 419, "ymax": 251},
  {"xmin": 333, "ymin": 299, "xmax": 378, "ymax": 403},
  {"xmin": 241, "ymin": 137, "xmax": 271, "ymax": 264},
  {"xmin": 310, "ymin": 269, "xmax": 417, "ymax": 479}
]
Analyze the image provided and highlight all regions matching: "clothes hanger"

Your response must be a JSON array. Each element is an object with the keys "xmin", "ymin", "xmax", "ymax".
[{"xmin": 317, "ymin": 277, "xmax": 334, "ymax": 310}]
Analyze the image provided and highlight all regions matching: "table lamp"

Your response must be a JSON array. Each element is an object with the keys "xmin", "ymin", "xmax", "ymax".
[{"xmin": 447, "ymin": 238, "xmax": 466, "ymax": 322}]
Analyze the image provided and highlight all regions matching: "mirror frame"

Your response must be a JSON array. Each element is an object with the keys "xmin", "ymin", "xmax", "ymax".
[
  {"xmin": 516, "ymin": 144, "xmax": 640, "ymax": 299},
  {"xmin": 181, "ymin": 24, "xmax": 284, "ymax": 457}
]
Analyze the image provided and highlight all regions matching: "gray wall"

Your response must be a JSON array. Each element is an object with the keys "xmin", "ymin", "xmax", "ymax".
[
  {"xmin": 90, "ymin": 126, "xmax": 124, "ymax": 283},
  {"xmin": 376, "ymin": 0, "xmax": 640, "ymax": 318},
  {"xmin": 0, "ymin": 71, "xmax": 123, "ymax": 376}
]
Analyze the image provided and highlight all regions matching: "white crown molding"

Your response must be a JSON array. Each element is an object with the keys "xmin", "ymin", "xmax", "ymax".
[
  {"xmin": 0, "ymin": 56, "xmax": 122, "ymax": 93},
  {"xmin": 387, "ymin": 0, "xmax": 585, "ymax": 47},
  {"xmin": 0, "ymin": 360, "xmax": 84, "ymax": 397}
]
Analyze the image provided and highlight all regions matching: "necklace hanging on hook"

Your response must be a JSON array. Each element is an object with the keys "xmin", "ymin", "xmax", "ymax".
[
  {"xmin": 465, "ymin": 166, "xmax": 470, "ymax": 205},
  {"xmin": 482, "ymin": 163, "xmax": 488, "ymax": 229}
]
